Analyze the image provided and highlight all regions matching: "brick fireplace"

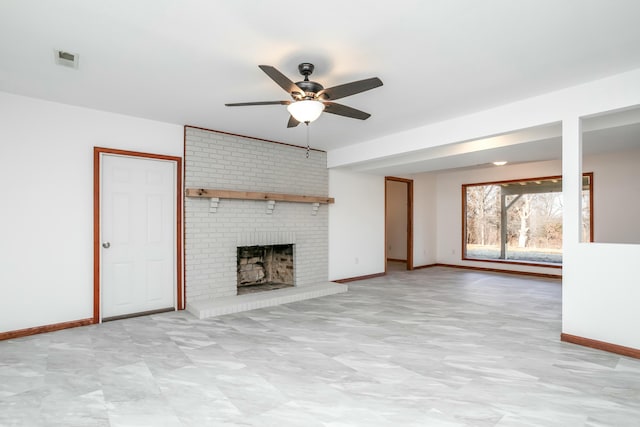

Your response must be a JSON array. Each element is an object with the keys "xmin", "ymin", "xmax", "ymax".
[{"xmin": 183, "ymin": 127, "xmax": 345, "ymax": 318}]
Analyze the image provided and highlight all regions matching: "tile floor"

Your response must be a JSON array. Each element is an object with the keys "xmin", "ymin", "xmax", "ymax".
[{"xmin": 1, "ymin": 266, "xmax": 639, "ymax": 426}]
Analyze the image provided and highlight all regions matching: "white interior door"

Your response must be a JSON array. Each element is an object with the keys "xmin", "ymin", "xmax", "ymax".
[{"xmin": 101, "ymin": 154, "xmax": 176, "ymax": 319}]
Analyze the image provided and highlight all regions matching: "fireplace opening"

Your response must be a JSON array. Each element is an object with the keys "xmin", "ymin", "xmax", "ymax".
[{"xmin": 237, "ymin": 244, "xmax": 294, "ymax": 295}]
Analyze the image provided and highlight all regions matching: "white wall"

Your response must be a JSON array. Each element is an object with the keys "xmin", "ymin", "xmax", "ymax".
[
  {"xmin": 385, "ymin": 180, "xmax": 407, "ymax": 260},
  {"xmin": 584, "ymin": 146, "xmax": 640, "ymax": 244},
  {"xmin": 328, "ymin": 169, "xmax": 385, "ymax": 280},
  {"xmin": 330, "ymin": 171, "xmax": 436, "ymax": 275},
  {"xmin": 564, "ymin": 242, "xmax": 640, "ymax": 349},
  {"xmin": 564, "ymin": 123, "xmax": 640, "ymax": 349},
  {"xmin": 412, "ymin": 173, "xmax": 437, "ymax": 267},
  {"xmin": 0, "ymin": 92, "xmax": 183, "ymax": 333}
]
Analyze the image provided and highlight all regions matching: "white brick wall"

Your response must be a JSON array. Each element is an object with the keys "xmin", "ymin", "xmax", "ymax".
[{"xmin": 185, "ymin": 128, "xmax": 329, "ymax": 303}]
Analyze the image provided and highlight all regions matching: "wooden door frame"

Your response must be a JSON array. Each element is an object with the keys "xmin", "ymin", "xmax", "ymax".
[
  {"xmin": 385, "ymin": 176, "xmax": 414, "ymax": 272},
  {"xmin": 93, "ymin": 147, "xmax": 183, "ymax": 323}
]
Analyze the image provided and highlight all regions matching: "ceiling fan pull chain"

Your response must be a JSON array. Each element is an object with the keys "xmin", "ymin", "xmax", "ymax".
[{"xmin": 306, "ymin": 123, "xmax": 310, "ymax": 159}]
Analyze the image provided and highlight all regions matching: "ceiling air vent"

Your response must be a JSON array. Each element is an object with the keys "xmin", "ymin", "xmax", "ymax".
[{"xmin": 54, "ymin": 49, "xmax": 79, "ymax": 69}]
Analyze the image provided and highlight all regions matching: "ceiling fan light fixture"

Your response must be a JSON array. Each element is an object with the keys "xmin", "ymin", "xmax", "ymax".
[
  {"xmin": 287, "ymin": 100, "xmax": 325, "ymax": 123},
  {"xmin": 226, "ymin": 63, "xmax": 382, "ymax": 128}
]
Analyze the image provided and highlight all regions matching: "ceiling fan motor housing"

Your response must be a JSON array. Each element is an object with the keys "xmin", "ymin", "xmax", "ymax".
[
  {"xmin": 294, "ymin": 80, "xmax": 324, "ymax": 98},
  {"xmin": 295, "ymin": 63, "xmax": 323, "ymax": 98}
]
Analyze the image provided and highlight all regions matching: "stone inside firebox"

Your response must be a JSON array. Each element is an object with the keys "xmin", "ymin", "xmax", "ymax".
[{"xmin": 237, "ymin": 244, "xmax": 294, "ymax": 295}]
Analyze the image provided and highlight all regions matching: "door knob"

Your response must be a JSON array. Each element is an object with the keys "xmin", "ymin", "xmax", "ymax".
[{"xmin": 102, "ymin": 242, "xmax": 111, "ymax": 249}]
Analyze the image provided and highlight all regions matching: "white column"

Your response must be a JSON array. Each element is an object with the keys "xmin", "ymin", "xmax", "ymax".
[
  {"xmin": 561, "ymin": 115, "xmax": 582, "ymax": 335},
  {"xmin": 562, "ymin": 115, "xmax": 582, "ymax": 247}
]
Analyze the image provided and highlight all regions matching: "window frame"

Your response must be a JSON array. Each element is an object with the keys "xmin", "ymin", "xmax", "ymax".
[{"xmin": 461, "ymin": 172, "xmax": 593, "ymax": 268}]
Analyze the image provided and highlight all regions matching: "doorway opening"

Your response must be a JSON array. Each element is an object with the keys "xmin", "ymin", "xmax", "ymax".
[{"xmin": 385, "ymin": 176, "xmax": 413, "ymax": 272}]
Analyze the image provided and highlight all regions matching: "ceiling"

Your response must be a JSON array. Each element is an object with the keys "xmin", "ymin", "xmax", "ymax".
[
  {"xmin": 350, "ymin": 111, "xmax": 640, "ymax": 176},
  {"xmin": 2, "ymin": 0, "xmax": 640, "ymax": 171}
]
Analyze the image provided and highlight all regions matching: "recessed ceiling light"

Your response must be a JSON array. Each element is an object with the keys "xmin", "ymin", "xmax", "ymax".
[
  {"xmin": 492, "ymin": 161, "xmax": 507, "ymax": 166},
  {"xmin": 54, "ymin": 49, "xmax": 79, "ymax": 69}
]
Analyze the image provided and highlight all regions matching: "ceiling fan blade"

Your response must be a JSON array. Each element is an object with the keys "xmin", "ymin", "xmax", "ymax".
[
  {"xmin": 225, "ymin": 101, "xmax": 290, "ymax": 107},
  {"xmin": 323, "ymin": 102, "xmax": 371, "ymax": 120},
  {"xmin": 259, "ymin": 65, "xmax": 305, "ymax": 97},
  {"xmin": 318, "ymin": 77, "xmax": 383, "ymax": 101},
  {"xmin": 287, "ymin": 115, "xmax": 300, "ymax": 128}
]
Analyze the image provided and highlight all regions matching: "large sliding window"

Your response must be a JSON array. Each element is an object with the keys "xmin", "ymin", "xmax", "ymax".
[{"xmin": 463, "ymin": 174, "xmax": 592, "ymax": 266}]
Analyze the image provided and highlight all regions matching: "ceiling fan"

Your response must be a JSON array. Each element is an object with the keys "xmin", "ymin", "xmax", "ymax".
[{"xmin": 225, "ymin": 63, "xmax": 383, "ymax": 127}]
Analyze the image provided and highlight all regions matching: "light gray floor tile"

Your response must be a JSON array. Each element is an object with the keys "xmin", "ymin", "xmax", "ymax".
[{"xmin": 1, "ymin": 266, "xmax": 639, "ymax": 426}]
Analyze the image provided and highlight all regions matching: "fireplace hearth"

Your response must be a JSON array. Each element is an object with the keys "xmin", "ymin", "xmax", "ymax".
[{"xmin": 237, "ymin": 244, "xmax": 294, "ymax": 295}]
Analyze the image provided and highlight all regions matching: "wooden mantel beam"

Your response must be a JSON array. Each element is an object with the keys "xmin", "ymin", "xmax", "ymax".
[{"xmin": 186, "ymin": 188, "xmax": 335, "ymax": 204}]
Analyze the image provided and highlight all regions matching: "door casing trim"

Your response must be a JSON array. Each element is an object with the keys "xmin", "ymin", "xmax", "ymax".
[{"xmin": 93, "ymin": 147, "xmax": 183, "ymax": 323}]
